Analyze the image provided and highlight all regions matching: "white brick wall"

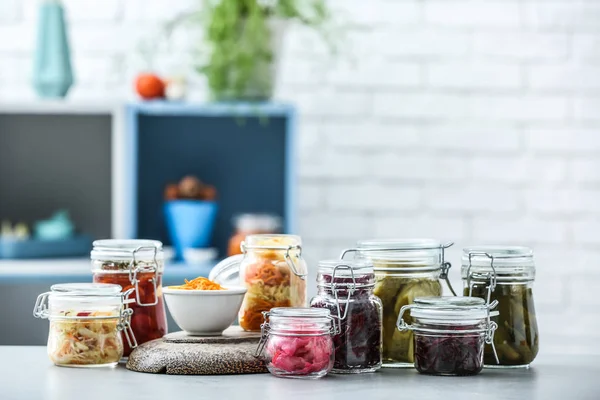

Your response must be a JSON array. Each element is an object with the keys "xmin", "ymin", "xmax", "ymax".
[{"xmin": 1, "ymin": 0, "xmax": 600, "ymax": 354}]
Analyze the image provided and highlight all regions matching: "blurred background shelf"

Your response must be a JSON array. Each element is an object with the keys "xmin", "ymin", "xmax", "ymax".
[
  {"xmin": 0, "ymin": 100, "xmax": 119, "ymax": 115},
  {"xmin": 127, "ymin": 101, "xmax": 297, "ymax": 255},
  {"xmin": 0, "ymin": 100, "xmax": 296, "ymax": 346},
  {"xmin": 0, "ymin": 258, "xmax": 216, "ymax": 285},
  {"xmin": 0, "ymin": 257, "xmax": 218, "ymax": 345}
]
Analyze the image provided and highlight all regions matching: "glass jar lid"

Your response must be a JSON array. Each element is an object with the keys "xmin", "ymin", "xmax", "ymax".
[
  {"xmin": 243, "ymin": 234, "xmax": 302, "ymax": 250},
  {"xmin": 316, "ymin": 259, "xmax": 374, "ymax": 288},
  {"xmin": 347, "ymin": 238, "xmax": 447, "ymax": 270},
  {"xmin": 317, "ymin": 259, "xmax": 373, "ymax": 275},
  {"xmin": 265, "ymin": 308, "xmax": 333, "ymax": 334},
  {"xmin": 91, "ymin": 239, "xmax": 164, "ymax": 261},
  {"xmin": 255, "ymin": 308, "xmax": 333, "ymax": 356},
  {"xmin": 34, "ymin": 283, "xmax": 125, "ymax": 319},
  {"xmin": 461, "ymin": 246, "xmax": 535, "ymax": 280},
  {"xmin": 409, "ymin": 296, "xmax": 492, "ymax": 321},
  {"xmin": 50, "ymin": 283, "xmax": 122, "ymax": 296},
  {"xmin": 211, "ymin": 234, "xmax": 305, "ymax": 284},
  {"xmin": 269, "ymin": 307, "xmax": 331, "ymax": 319}
]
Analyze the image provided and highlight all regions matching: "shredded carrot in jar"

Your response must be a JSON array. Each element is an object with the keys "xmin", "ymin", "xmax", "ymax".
[
  {"xmin": 169, "ymin": 276, "xmax": 224, "ymax": 291},
  {"xmin": 240, "ymin": 299, "xmax": 292, "ymax": 331}
]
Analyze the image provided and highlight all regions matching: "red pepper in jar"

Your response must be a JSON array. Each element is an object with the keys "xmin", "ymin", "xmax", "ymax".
[
  {"xmin": 94, "ymin": 272, "xmax": 167, "ymax": 357},
  {"xmin": 93, "ymin": 271, "xmax": 167, "ymax": 356}
]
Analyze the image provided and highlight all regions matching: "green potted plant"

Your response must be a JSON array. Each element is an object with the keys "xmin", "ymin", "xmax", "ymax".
[{"xmin": 167, "ymin": 0, "xmax": 330, "ymax": 101}]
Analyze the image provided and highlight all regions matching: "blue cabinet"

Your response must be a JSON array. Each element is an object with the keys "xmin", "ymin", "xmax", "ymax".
[{"xmin": 124, "ymin": 102, "xmax": 298, "ymax": 257}]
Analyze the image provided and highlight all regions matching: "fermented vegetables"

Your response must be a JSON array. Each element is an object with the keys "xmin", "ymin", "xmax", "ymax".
[
  {"xmin": 310, "ymin": 260, "xmax": 382, "ymax": 373},
  {"xmin": 48, "ymin": 310, "xmax": 123, "ymax": 366},
  {"xmin": 259, "ymin": 307, "xmax": 334, "ymax": 379},
  {"xmin": 168, "ymin": 276, "xmax": 224, "ymax": 290},
  {"xmin": 374, "ymin": 272, "xmax": 442, "ymax": 364},
  {"xmin": 33, "ymin": 283, "xmax": 136, "ymax": 368},
  {"xmin": 91, "ymin": 239, "xmax": 168, "ymax": 357},
  {"xmin": 461, "ymin": 245, "xmax": 539, "ymax": 367},
  {"xmin": 93, "ymin": 266, "xmax": 167, "ymax": 356},
  {"xmin": 349, "ymin": 239, "xmax": 450, "ymax": 367},
  {"xmin": 467, "ymin": 284, "xmax": 539, "ymax": 366},
  {"xmin": 414, "ymin": 324, "xmax": 485, "ymax": 376},
  {"xmin": 265, "ymin": 334, "xmax": 333, "ymax": 377},
  {"xmin": 239, "ymin": 235, "xmax": 307, "ymax": 332},
  {"xmin": 397, "ymin": 296, "xmax": 497, "ymax": 376}
]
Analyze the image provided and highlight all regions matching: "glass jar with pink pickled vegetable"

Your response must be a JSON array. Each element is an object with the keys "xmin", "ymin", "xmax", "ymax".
[{"xmin": 256, "ymin": 307, "xmax": 334, "ymax": 379}]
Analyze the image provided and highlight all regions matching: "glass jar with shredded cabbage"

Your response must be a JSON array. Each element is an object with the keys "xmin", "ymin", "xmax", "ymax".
[
  {"xmin": 256, "ymin": 307, "xmax": 334, "ymax": 379},
  {"xmin": 310, "ymin": 260, "xmax": 382, "ymax": 374},
  {"xmin": 341, "ymin": 239, "xmax": 455, "ymax": 368},
  {"xmin": 210, "ymin": 235, "xmax": 307, "ymax": 332},
  {"xmin": 397, "ymin": 296, "xmax": 499, "ymax": 376},
  {"xmin": 34, "ymin": 283, "xmax": 136, "ymax": 367}
]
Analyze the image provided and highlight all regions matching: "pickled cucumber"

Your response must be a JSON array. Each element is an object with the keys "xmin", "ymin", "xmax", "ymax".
[
  {"xmin": 466, "ymin": 283, "xmax": 539, "ymax": 366},
  {"xmin": 374, "ymin": 273, "xmax": 442, "ymax": 364}
]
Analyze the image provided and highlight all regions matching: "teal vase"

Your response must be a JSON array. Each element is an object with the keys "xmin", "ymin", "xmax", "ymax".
[{"xmin": 33, "ymin": 1, "xmax": 74, "ymax": 98}]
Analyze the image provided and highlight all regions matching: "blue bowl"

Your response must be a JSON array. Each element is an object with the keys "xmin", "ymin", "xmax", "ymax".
[{"xmin": 164, "ymin": 200, "xmax": 218, "ymax": 259}]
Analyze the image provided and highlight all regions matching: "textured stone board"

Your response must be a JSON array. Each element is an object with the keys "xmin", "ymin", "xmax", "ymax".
[{"xmin": 126, "ymin": 328, "xmax": 267, "ymax": 375}]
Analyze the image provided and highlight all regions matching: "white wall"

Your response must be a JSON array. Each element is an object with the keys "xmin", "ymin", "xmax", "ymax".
[{"xmin": 1, "ymin": 0, "xmax": 599, "ymax": 355}]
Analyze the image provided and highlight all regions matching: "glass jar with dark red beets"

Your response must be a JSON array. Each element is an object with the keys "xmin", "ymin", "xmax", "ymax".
[
  {"xmin": 91, "ymin": 240, "xmax": 168, "ymax": 356},
  {"xmin": 397, "ymin": 296, "xmax": 499, "ymax": 376},
  {"xmin": 310, "ymin": 260, "xmax": 383, "ymax": 374}
]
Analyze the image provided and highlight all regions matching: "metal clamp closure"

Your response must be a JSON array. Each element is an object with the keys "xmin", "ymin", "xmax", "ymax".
[
  {"xmin": 119, "ymin": 288, "xmax": 138, "ymax": 349},
  {"xmin": 129, "ymin": 245, "xmax": 159, "ymax": 306},
  {"xmin": 396, "ymin": 302, "xmax": 500, "ymax": 341},
  {"xmin": 466, "ymin": 252, "xmax": 498, "ymax": 305},
  {"xmin": 466, "ymin": 251, "xmax": 500, "ymax": 364},
  {"xmin": 330, "ymin": 264, "xmax": 356, "ymax": 335},
  {"xmin": 242, "ymin": 242, "xmax": 306, "ymax": 280},
  {"xmin": 255, "ymin": 311, "xmax": 271, "ymax": 358},
  {"xmin": 33, "ymin": 291, "xmax": 51, "ymax": 319}
]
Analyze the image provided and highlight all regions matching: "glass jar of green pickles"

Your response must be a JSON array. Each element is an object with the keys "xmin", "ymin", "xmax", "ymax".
[
  {"xmin": 341, "ymin": 239, "xmax": 455, "ymax": 367},
  {"xmin": 462, "ymin": 246, "xmax": 539, "ymax": 368}
]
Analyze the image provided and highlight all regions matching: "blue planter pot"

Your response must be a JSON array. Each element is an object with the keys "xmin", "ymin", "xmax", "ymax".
[
  {"xmin": 164, "ymin": 200, "xmax": 218, "ymax": 259},
  {"xmin": 33, "ymin": 1, "xmax": 74, "ymax": 98}
]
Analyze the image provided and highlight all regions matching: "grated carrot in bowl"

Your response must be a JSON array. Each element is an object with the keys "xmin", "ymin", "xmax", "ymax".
[{"xmin": 169, "ymin": 276, "xmax": 225, "ymax": 291}]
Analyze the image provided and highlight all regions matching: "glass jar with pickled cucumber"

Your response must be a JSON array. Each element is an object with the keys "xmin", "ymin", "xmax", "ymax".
[
  {"xmin": 341, "ymin": 239, "xmax": 455, "ymax": 367},
  {"xmin": 462, "ymin": 246, "xmax": 539, "ymax": 368}
]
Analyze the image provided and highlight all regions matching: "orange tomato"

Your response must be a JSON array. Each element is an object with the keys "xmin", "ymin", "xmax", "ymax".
[{"xmin": 135, "ymin": 73, "xmax": 165, "ymax": 100}]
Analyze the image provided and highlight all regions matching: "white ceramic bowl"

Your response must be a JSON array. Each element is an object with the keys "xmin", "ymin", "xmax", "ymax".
[{"xmin": 162, "ymin": 286, "xmax": 247, "ymax": 336}]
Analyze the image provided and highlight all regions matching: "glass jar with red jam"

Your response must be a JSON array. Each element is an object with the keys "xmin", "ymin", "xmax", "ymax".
[
  {"xmin": 397, "ymin": 296, "xmax": 499, "ymax": 376},
  {"xmin": 91, "ymin": 239, "xmax": 167, "ymax": 356},
  {"xmin": 256, "ymin": 307, "xmax": 334, "ymax": 379},
  {"xmin": 310, "ymin": 260, "xmax": 382, "ymax": 374}
]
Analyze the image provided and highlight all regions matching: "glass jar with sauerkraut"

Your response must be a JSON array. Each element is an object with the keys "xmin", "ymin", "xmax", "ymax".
[
  {"xmin": 340, "ymin": 239, "xmax": 456, "ymax": 368},
  {"xmin": 210, "ymin": 235, "xmax": 307, "ymax": 332},
  {"xmin": 462, "ymin": 246, "xmax": 539, "ymax": 368},
  {"xmin": 91, "ymin": 239, "xmax": 168, "ymax": 356},
  {"xmin": 33, "ymin": 283, "xmax": 136, "ymax": 367}
]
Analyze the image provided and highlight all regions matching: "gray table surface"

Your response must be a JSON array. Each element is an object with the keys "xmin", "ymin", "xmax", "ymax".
[{"xmin": 0, "ymin": 347, "xmax": 598, "ymax": 400}]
